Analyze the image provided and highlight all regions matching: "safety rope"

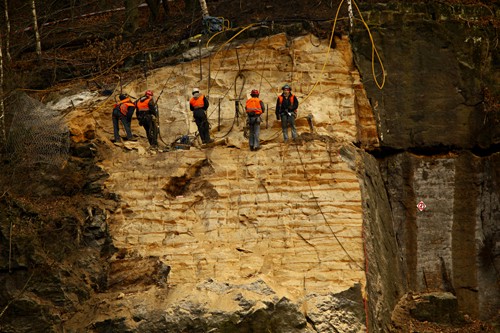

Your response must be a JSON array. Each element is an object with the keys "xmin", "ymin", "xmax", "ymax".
[
  {"xmin": 301, "ymin": 1, "xmax": 343, "ymax": 104},
  {"xmin": 302, "ymin": 0, "xmax": 386, "ymax": 105},
  {"xmin": 153, "ymin": 68, "xmax": 178, "ymax": 148},
  {"xmin": 53, "ymin": 4, "xmax": 384, "ymax": 157},
  {"xmin": 293, "ymin": 143, "xmax": 364, "ymax": 271},
  {"xmin": 206, "ymin": 36, "xmax": 258, "ymax": 140},
  {"xmin": 241, "ymin": 38, "xmax": 258, "ymax": 74},
  {"xmin": 258, "ymin": 36, "xmax": 270, "ymax": 92},
  {"xmin": 207, "ymin": 42, "xmax": 232, "ymax": 97},
  {"xmin": 206, "ymin": 23, "xmax": 257, "ymax": 52},
  {"xmin": 351, "ymin": 0, "xmax": 386, "ymax": 89},
  {"xmin": 363, "ymin": 221, "xmax": 370, "ymax": 333}
]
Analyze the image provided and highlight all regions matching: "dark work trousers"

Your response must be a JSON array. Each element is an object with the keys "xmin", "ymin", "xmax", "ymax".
[
  {"xmin": 193, "ymin": 109, "xmax": 211, "ymax": 144},
  {"xmin": 137, "ymin": 111, "xmax": 158, "ymax": 146},
  {"xmin": 280, "ymin": 112, "xmax": 297, "ymax": 142},
  {"xmin": 112, "ymin": 108, "xmax": 133, "ymax": 141},
  {"xmin": 247, "ymin": 115, "xmax": 261, "ymax": 150}
]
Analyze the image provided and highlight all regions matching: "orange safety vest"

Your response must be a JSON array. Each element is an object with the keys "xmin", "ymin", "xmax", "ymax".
[
  {"xmin": 190, "ymin": 94, "xmax": 206, "ymax": 109},
  {"xmin": 278, "ymin": 94, "xmax": 296, "ymax": 107},
  {"xmin": 118, "ymin": 97, "xmax": 134, "ymax": 116},
  {"xmin": 136, "ymin": 96, "xmax": 153, "ymax": 112},
  {"xmin": 245, "ymin": 97, "xmax": 263, "ymax": 115}
]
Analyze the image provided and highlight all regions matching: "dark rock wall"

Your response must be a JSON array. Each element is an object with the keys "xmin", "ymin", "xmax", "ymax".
[
  {"xmin": 470, "ymin": 153, "xmax": 500, "ymax": 320},
  {"xmin": 452, "ymin": 152, "xmax": 481, "ymax": 317},
  {"xmin": 351, "ymin": 1, "xmax": 500, "ymax": 326},
  {"xmin": 340, "ymin": 145, "xmax": 406, "ymax": 333},
  {"xmin": 352, "ymin": 2, "xmax": 499, "ymax": 150},
  {"xmin": 0, "ymin": 153, "xmax": 117, "ymax": 333},
  {"xmin": 379, "ymin": 152, "xmax": 500, "ymax": 320}
]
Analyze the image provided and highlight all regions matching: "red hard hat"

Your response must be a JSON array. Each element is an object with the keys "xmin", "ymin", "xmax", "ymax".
[
  {"xmin": 145, "ymin": 90, "xmax": 153, "ymax": 96},
  {"xmin": 251, "ymin": 89, "xmax": 259, "ymax": 96}
]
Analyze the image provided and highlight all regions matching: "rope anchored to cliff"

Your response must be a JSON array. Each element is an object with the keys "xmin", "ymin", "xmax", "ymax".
[
  {"xmin": 302, "ymin": 0, "xmax": 386, "ymax": 105},
  {"xmin": 293, "ymin": 143, "xmax": 363, "ymax": 270}
]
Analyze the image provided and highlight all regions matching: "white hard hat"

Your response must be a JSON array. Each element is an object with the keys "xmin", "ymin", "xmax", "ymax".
[{"xmin": 192, "ymin": 88, "xmax": 200, "ymax": 94}]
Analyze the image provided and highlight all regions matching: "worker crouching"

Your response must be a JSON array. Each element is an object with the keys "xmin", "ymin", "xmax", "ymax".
[
  {"xmin": 136, "ymin": 90, "xmax": 159, "ymax": 147},
  {"xmin": 112, "ymin": 94, "xmax": 136, "ymax": 143}
]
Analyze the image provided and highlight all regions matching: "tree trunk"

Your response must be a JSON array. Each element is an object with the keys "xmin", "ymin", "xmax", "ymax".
[
  {"xmin": 3, "ymin": 0, "xmax": 11, "ymax": 63},
  {"xmin": 162, "ymin": 0, "xmax": 170, "ymax": 17},
  {"xmin": 30, "ymin": 0, "xmax": 42, "ymax": 61},
  {"xmin": 0, "ymin": 28, "xmax": 4, "ymax": 146},
  {"xmin": 184, "ymin": 0, "xmax": 200, "ymax": 15},
  {"xmin": 124, "ymin": 0, "xmax": 139, "ymax": 35},
  {"xmin": 199, "ymin": 0, "xmax": 209, "ymax": 17},
  {"xmin": 145, "ymin": 0, "xmax": 160, "ymax": 22},
  {"xmin": 70, "ymin": 0, "xmax": 76, "ymax": 21}
]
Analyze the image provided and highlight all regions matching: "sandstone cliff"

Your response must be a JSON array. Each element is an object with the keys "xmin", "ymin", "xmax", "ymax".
[
  {"xmin": 64, "ymin": 32, "xmax": 373, "ymax": 332},
  {"xmin": 0, "ymin": 1, "xmax": 498, "ymax": 333}
]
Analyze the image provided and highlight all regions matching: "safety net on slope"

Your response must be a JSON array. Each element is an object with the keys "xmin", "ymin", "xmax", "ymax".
[{"xmin": 5, "ymin": 92, "xmax": 70, "ymax": 169}]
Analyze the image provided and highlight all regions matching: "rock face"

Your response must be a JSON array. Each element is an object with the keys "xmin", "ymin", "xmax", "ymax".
[
  {"xmin": 351, "ymin": 1, "xmax": 500, "ymax": 328},
  {"xmin": 83, "ymin": 32, "xmax": 372, "ymax": 332},
  {"xmin": 380, "ymin": 151, "xmax": 500, "ymax": 321},
  {"xmin": 351, "ymin": 2, "xmax": 500, "ymax": 150},
  {"xmin": 409, "ymin": 292, "xmax": 462, "ymax": 325},
  {"xmin": 1, "ymin": 2, "xmax": 499, "ymax": 333}
]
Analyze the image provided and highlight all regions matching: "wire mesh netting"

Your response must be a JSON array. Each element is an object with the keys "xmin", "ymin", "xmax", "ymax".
[{"xmin": 5, "ymin": 92, "xmax": 70, "ymax": 169}]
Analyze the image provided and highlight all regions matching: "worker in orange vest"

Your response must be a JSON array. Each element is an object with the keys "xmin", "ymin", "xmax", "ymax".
[
  {"xmin": 245, "ymin": 89, "xmax": 265, "ymax": 151},
  {"xmin": 112, "ymin": 94, "xmax": 136, "ymax": 143},
  {"xmin": 189, "ymin": 88, "xmax": 213, "ymax": 144},
  {"xmin": 135, "ymin": 90, "xmax": 158, "ymax": 147},
  {"xmin": 275, "ymin": 84, "xmax": 299, "ymax": 142}
]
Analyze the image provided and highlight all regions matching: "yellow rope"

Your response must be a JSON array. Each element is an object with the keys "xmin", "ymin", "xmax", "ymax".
[
  {"xmin": 352, "ymin": 0, "xmax": 386, "ymax": 89},
  {"xmin": 301, "ymin": 0, "xmax": 344, "ymax": 104},
  {"xmin": 25, "ymin": 8, "xmax": 385, "ymax": 115},
  {"xmin": 205, "ymin": 17, "xmax": 232, "ymax": 48},
  {"xmin": 302, "ymin": 0, "xmax": 386, "ymax": 104},
  {"xmin": 206, "ymin": 29, "xmax": 227, "ymax": 49},
  {"xmin": 207, "ymin": 23, "xmax": 258, "ymax": 60}
]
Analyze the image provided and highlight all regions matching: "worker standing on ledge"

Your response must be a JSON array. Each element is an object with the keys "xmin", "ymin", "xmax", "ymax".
[
  {"xmin": 275, "ymin": 84, "xmax": 299, "ymax": 142},
  {"xmin": 245, "ymin": 89, "xmax": 265, "ymax": 151},
  {"xmin": 190, "ymin": 88, "xmax": 213, "ymax": 144}
]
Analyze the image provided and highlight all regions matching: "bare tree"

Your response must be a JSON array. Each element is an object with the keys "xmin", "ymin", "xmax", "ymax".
[
  {"xmin": 70, "ymin": 0, "xmax": 76, "ymax": 21},
  {"xmin": 0, "ymin": 26, "xmax": 4, "ymax": 146},
  {"xmin": 199, "ymin": 0, "xmax": 209, "ymax": 17},
  {"xmin": 161, "ymin": 0, "xmax": 170, "ymax": 17},
  {"xmin": 124, "ymin": 0, "xmax": 140, "ymax": 35},
  {"xmin": 3, "ymin": 0, "xmax": 11, "ymax": 63},
  {"xmin": 30, "ymin": 0, "xmax": 42, "ymax": 60},
  {"xmin": 184, "ymin": 0, "xmax": 200, "ymax": 15},
  {"xmin": 145, "ymin": 0, "xmax": 169, "ymax": 24}
]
